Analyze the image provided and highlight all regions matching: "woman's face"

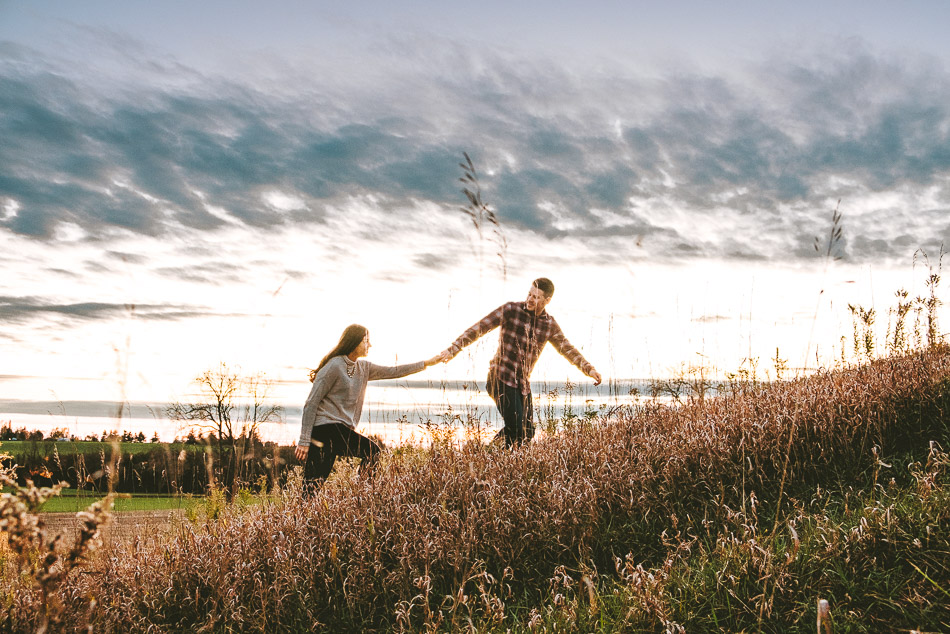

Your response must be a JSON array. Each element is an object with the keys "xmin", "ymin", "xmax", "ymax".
[{"xmin": 354, "ymin": 332, "xmax": 372, "ymax": 358}]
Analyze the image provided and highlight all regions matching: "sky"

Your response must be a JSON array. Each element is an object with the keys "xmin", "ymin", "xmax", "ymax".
[{"xmin": 2, "ymin": 1, "xmax": 950, "ymax": 439}]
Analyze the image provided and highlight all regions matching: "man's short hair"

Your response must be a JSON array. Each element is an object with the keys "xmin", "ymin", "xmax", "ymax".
[{"xmin": 533, "ymin": 277, "xmax": 555, "ymax": 298}]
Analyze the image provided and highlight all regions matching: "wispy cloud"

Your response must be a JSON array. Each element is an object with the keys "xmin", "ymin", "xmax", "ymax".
[
  {"xmin": 2, "ymin": 37, "xmax": 949, "ymax": 265},
  {"xmin": 0, "ymin": 296, "xmax": 247, "ymax": 324}
]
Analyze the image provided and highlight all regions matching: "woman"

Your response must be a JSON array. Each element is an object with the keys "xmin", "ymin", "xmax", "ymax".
[{"xmin": 294, "ymin": 324, "xmax": 441, "ymax": 490}]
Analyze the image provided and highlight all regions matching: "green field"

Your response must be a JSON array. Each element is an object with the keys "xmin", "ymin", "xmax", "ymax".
[{"xmin": 31, "ymin": 490, "xmax": 202, "ymax": 513}]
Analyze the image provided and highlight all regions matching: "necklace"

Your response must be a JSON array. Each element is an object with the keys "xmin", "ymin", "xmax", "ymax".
[{"xmin": 345, "ymin": 358, "xmax": 357, "ymax": 377}]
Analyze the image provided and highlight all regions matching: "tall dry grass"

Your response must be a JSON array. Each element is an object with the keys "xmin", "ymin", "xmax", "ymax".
[
  {"xmin": 0, "ymin": 473, "xmax": 112, "ymax": 633},
  {"xmin": 1, "ymin": 347, "xmax": 948, "ymax": 631}
]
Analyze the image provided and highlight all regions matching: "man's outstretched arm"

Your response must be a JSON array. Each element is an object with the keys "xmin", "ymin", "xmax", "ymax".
[
  {"xmin": 548, "ymin": 327, "xmax": 603, "ymax": 386},
  {"xmin": 439, "ymin": 304, "xmax": 505, "ymax": 362}
]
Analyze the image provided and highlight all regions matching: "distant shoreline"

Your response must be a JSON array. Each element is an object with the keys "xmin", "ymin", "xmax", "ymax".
[{"xmin": 0, "ymin": 377, "xmax": 650, "ymax": 445}]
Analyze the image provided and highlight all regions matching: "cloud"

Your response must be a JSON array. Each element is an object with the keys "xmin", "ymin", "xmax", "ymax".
[
  {"xmin": 0, "ymin": 296, "xmax": 132, "ymax": 322},
  {"xmin": 693, "ymin": 315, "xmax": 730, "ymax": 324},
  {"xmin": 413, "ymin": 252, "xmax": 452, "ymax": 271},
  {"xmin": 2, "ymin": 38, "xmax": 949, "ymax": 265},
  {"xmin": 152, "ymin": 261, "xmax": 249, "ymax": 285},
  {"xmin": 105, "ymin": 250, "xmax": 149, "ymax": 264},
  {"xmin": 0, "ymin": 296, "xmax": 224, "ymax": 324}
]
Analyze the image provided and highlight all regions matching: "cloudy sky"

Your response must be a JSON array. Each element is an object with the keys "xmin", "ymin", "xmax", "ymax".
[{"xmin": 2, "ymin": 1, "xmax": 949, "ymax": 436}]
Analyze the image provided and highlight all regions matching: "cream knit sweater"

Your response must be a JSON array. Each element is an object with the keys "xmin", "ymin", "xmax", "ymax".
[{"xmin": 298, "ymin": 355, "xmax": 425, "ymax": 447}]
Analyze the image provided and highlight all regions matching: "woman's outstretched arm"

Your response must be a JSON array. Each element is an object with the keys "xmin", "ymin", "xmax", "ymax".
[{"xmin": 366, "ymin": 353, "xmax": 444, "ymax": 381}]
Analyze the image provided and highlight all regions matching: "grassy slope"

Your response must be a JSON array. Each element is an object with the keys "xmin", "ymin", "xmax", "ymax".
[{"xmin": 3, "ymin": 350, "xmax": 949, "ymax": 632}]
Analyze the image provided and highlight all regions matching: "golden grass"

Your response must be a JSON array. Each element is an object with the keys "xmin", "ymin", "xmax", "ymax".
[{"xmin": 2, "ymin": 348, "xmax": 949, "ymax": 631}]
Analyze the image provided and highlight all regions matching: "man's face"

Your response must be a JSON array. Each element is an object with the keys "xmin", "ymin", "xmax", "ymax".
[{"xmin": 525, "ymin": 286, "xmax": 551, "ymax": 314}]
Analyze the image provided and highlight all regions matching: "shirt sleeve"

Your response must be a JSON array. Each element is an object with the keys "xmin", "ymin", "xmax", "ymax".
[
  {"xmin": 366, "ymin": 361, "xmax": 426, "ymax": 381},
  {"xmin": 298, "ymin": 364, "xmax": 340, "ymax": 447},
  {"xmin": 547, "ymin": 321, "xmax": 594, "ymax": 375},
  {"xmin": 447, "ymin": 304, "xmax": 505, "ymax": 357}
]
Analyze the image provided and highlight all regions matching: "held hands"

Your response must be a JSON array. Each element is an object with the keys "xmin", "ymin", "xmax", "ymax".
[
  {"xmin": 424, "ymin": 349, "xmax": 453, "ymax": 366},
  {"xmin": 424, "ymin": 353, "xmax": 444, "ymax": 367}
]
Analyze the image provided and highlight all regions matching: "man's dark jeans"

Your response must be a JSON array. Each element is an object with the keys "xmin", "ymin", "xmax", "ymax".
[{"xmin": 487, "ymin": 373, "xmax": 535, "ymax": 446}]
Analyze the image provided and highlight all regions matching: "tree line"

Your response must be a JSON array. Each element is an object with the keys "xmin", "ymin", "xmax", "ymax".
[{"xmin": 1, "ymin": 363, "xmax": 293, "ymax": 497}]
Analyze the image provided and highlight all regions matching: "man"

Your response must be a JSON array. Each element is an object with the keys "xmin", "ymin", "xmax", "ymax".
[{"xmin": 439, "ymin": 278, "xmax": 602, "ymax": 446}]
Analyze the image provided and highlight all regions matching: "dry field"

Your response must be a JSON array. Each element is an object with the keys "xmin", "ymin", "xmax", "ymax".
[
  {"xmin": 38, "ymin": 510, "xmax": 184, "ymax": 543},
  {"xmin": 2, "ymin": 348, "xmax": 949, "ymax": 632}
]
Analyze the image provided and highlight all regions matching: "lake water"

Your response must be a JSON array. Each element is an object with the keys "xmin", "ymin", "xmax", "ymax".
[{"xmin": 0, "ymin": 378, "xmax": 650, "ymax": 446}]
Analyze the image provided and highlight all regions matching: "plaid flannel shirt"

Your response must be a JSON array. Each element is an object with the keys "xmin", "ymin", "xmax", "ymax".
[{"xmin": 447, "ymin": 301, "xmax": 594, "ymax": 395}]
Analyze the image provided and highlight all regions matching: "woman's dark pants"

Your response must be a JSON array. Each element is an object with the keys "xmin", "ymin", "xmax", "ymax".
[{"xmin": 303, "ymin": 423, "xmax": 381, "ymax": 493}]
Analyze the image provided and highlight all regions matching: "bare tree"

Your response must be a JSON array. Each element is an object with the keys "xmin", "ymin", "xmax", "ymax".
[{"xmin": 167, "ymin": 363, "xmax": 282, "ymax": 497}]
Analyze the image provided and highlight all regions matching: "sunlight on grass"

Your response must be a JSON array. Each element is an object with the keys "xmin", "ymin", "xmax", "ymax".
[
  {"xmin": 36, "ymin": 492, "xmax": 202, "ymax": 513},
  {"xmin": 0, "ymin": 348, "xmax": 942, "ymax": 632}
]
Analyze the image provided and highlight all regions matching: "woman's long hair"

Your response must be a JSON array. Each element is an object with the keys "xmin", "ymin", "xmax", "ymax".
[{"xmin": 309, "ymin": 324, "xmax": 368, "ymax": 382}]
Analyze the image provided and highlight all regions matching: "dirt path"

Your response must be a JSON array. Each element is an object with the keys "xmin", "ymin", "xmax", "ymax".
[{"xmin": 39, "ymin": 509, "xmax": 185, "ymax": 543}]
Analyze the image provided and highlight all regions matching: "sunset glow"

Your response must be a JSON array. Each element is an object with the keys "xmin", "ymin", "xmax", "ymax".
[{"xmin": 2, "ymin": 2, "xmax": 949, "ymax": 441}]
